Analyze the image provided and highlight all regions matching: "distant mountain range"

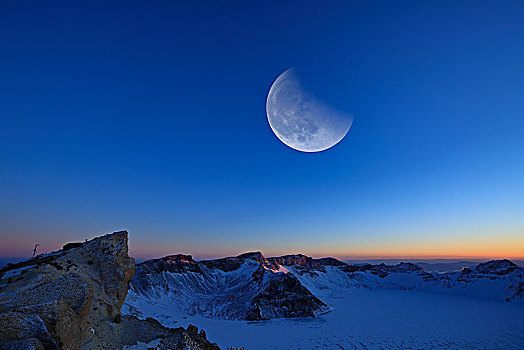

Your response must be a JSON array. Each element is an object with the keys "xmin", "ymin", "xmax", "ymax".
[
  {"xmin": 4, "ymin": 256, "xmax": 522, "ymax": 271},
  {"xmin": 124, "ymin": 252, "xmax": 524, "ymax": 322},
  {"xmin": 344, "ymin": 259, "xmax": 524, "ymax": 273}
]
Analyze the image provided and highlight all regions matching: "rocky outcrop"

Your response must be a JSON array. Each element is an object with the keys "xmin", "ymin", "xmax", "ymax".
[
  {"xmin": 201, "ymin": 252, "xmax": 270, "ymax": 272},
  {"xmin": 266, "ymin": 254, "xmax": 346, "ymax": 276},
  {"xmin": 138, "ymin": 254, "xmax": 203, "ymax": 274},
  {"xmin": 246, "ymin": 273, "xmax": 327, "ymax": 321},
  {"xmin": 268, "ymin": 254, "xmax": 344, "ymax": 269},
  {"xmin": 0, "ymin": 231, "xmax": 219, "ymax": 350}
]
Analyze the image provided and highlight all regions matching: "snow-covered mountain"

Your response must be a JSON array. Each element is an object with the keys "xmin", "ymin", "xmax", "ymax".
[
  {"xmin": 126, "ymin": 252, "xmax": 329, "ymax": 321},
  {"xmin": 124, "ymin": 252, "xmax": 524, "ymax": 322}
]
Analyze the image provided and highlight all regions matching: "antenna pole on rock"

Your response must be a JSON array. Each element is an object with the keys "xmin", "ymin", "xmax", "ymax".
[{"xmin": 32, "ymin": 243, "xmax": 39, "ymax": 257}]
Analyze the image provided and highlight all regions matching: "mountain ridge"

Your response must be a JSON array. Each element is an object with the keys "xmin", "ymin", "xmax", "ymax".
[{"xmin": 125, "ymin": 250, "xmax": 524, "ymax": 324}]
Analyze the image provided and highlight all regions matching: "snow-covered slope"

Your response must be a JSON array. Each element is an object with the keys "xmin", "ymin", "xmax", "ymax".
[
  {"xmin": 334, "ymin": 259, "xmax": 524, "ymax": 302},
  {"xmin": 123, "ymin": 254, "xmax": 524, "ymax": 349},
  {"xmin": 125, "ymin": 253, "xmax": 328, "ymax": 321},
  {"xmin": 124, "ymin": 253, "xmax": 523, "ymax": 324}
]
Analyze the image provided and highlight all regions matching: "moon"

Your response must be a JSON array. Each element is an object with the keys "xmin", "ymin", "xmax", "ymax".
[{"xmin": 266, "ymin": 69, "xmax": 353, "ymax": 152}]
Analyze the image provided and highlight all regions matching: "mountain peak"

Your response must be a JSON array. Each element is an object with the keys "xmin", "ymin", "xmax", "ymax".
[
  {"xmin": 474, "ymin": 259, "xmax": 518, "ymax": 275},
  {"xmin": 237, "ymin": 251, "xmax": 266, "ymax": 262}
]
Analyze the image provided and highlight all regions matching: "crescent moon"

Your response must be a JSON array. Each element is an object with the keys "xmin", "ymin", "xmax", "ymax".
[{"xmin": 266, "ymin": 69, "xmax": 353, "ymax": 152}]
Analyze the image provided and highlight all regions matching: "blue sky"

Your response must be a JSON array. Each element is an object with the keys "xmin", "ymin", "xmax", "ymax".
[{"xmin": 1, "ymin": 1, "xmax": 523, "ymax": 259}]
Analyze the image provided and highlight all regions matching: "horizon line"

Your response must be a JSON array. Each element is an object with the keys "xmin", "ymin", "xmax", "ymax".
[{"xmin": 2, "ymin": 253, "xmax": 524, "ymax": 261}]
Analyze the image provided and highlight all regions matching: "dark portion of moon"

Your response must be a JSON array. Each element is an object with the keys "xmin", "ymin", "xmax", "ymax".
[{"xmin": 266, "ymin": 69, "xmax": 353, "ymax": 152}]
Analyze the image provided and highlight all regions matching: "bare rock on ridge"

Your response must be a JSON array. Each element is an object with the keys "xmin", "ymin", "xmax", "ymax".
[
  {"xmin": 0, "ymin": 231, "xmax": 220, "ymax": 350},
  {"xmin": 246, "ymin": 272, "xmax": 327, "ymax": 321}
]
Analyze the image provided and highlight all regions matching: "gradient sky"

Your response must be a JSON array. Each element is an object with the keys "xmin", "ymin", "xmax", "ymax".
[{"xmin": 1, "ymin": 1, "xmax": 523, "ymax": 260}]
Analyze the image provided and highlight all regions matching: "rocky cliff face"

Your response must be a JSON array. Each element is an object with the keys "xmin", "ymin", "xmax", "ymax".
[
  {"xmin": 0, "ymin": 231, "xmax": 220, "ymax": 350},
  {"xmin": 246, "ymin": 272, "xmax": 326, "ymax": 321}
]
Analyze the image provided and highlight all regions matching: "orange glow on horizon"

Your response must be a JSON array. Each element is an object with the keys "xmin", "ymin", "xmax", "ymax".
[
  {"xmin": 306, "ymin": 238, "xmax": 524, "ymax": 261},
  {"xmin": 127, "ymin": 240, "xmax": 524, "ymax": 261},
  {"xmin": 2, "ymin": 229, "xmax": 523, "ymax": 262}
]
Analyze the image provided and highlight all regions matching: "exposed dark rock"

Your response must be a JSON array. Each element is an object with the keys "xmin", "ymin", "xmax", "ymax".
[
  {"xmin": 201, "ymin": 252, "xmax": 268, "ymax": 272},
  {"xmin": 266, "ymin": 254, "xmax": 346, "ymax": 276},
  {"xmin": 317, "ymin": 257, "xmax": 347, "ymax": 267},
  {"xmin": 247, "ymin": 273, "xmax": 327, "ymax": 320},
  {"xmin": 461, "ymin": 267, "xmax": 473, "ymax": 274},
  {"xmin": 140, "ymin": 254, "xmax": 203, "ymax": 274},
  {"xmin": 186, "ymin": 324, "xmax": 198, "ymax": 336},
  {"xmin": 245, "ymin": 307, "xmax": 262, "ymax": 321},
  {"xmin": 251, "ymin": 265, "xmax": 266, "ymax": 283},
  {"xmin": 62, "ymin": 242, "xmax": 83, "ymax": 251}
]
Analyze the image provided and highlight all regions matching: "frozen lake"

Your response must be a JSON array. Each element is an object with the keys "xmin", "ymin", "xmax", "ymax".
[{"xmin": 126, "ymin": 288, "xmax": 524, "ymax": 349}]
